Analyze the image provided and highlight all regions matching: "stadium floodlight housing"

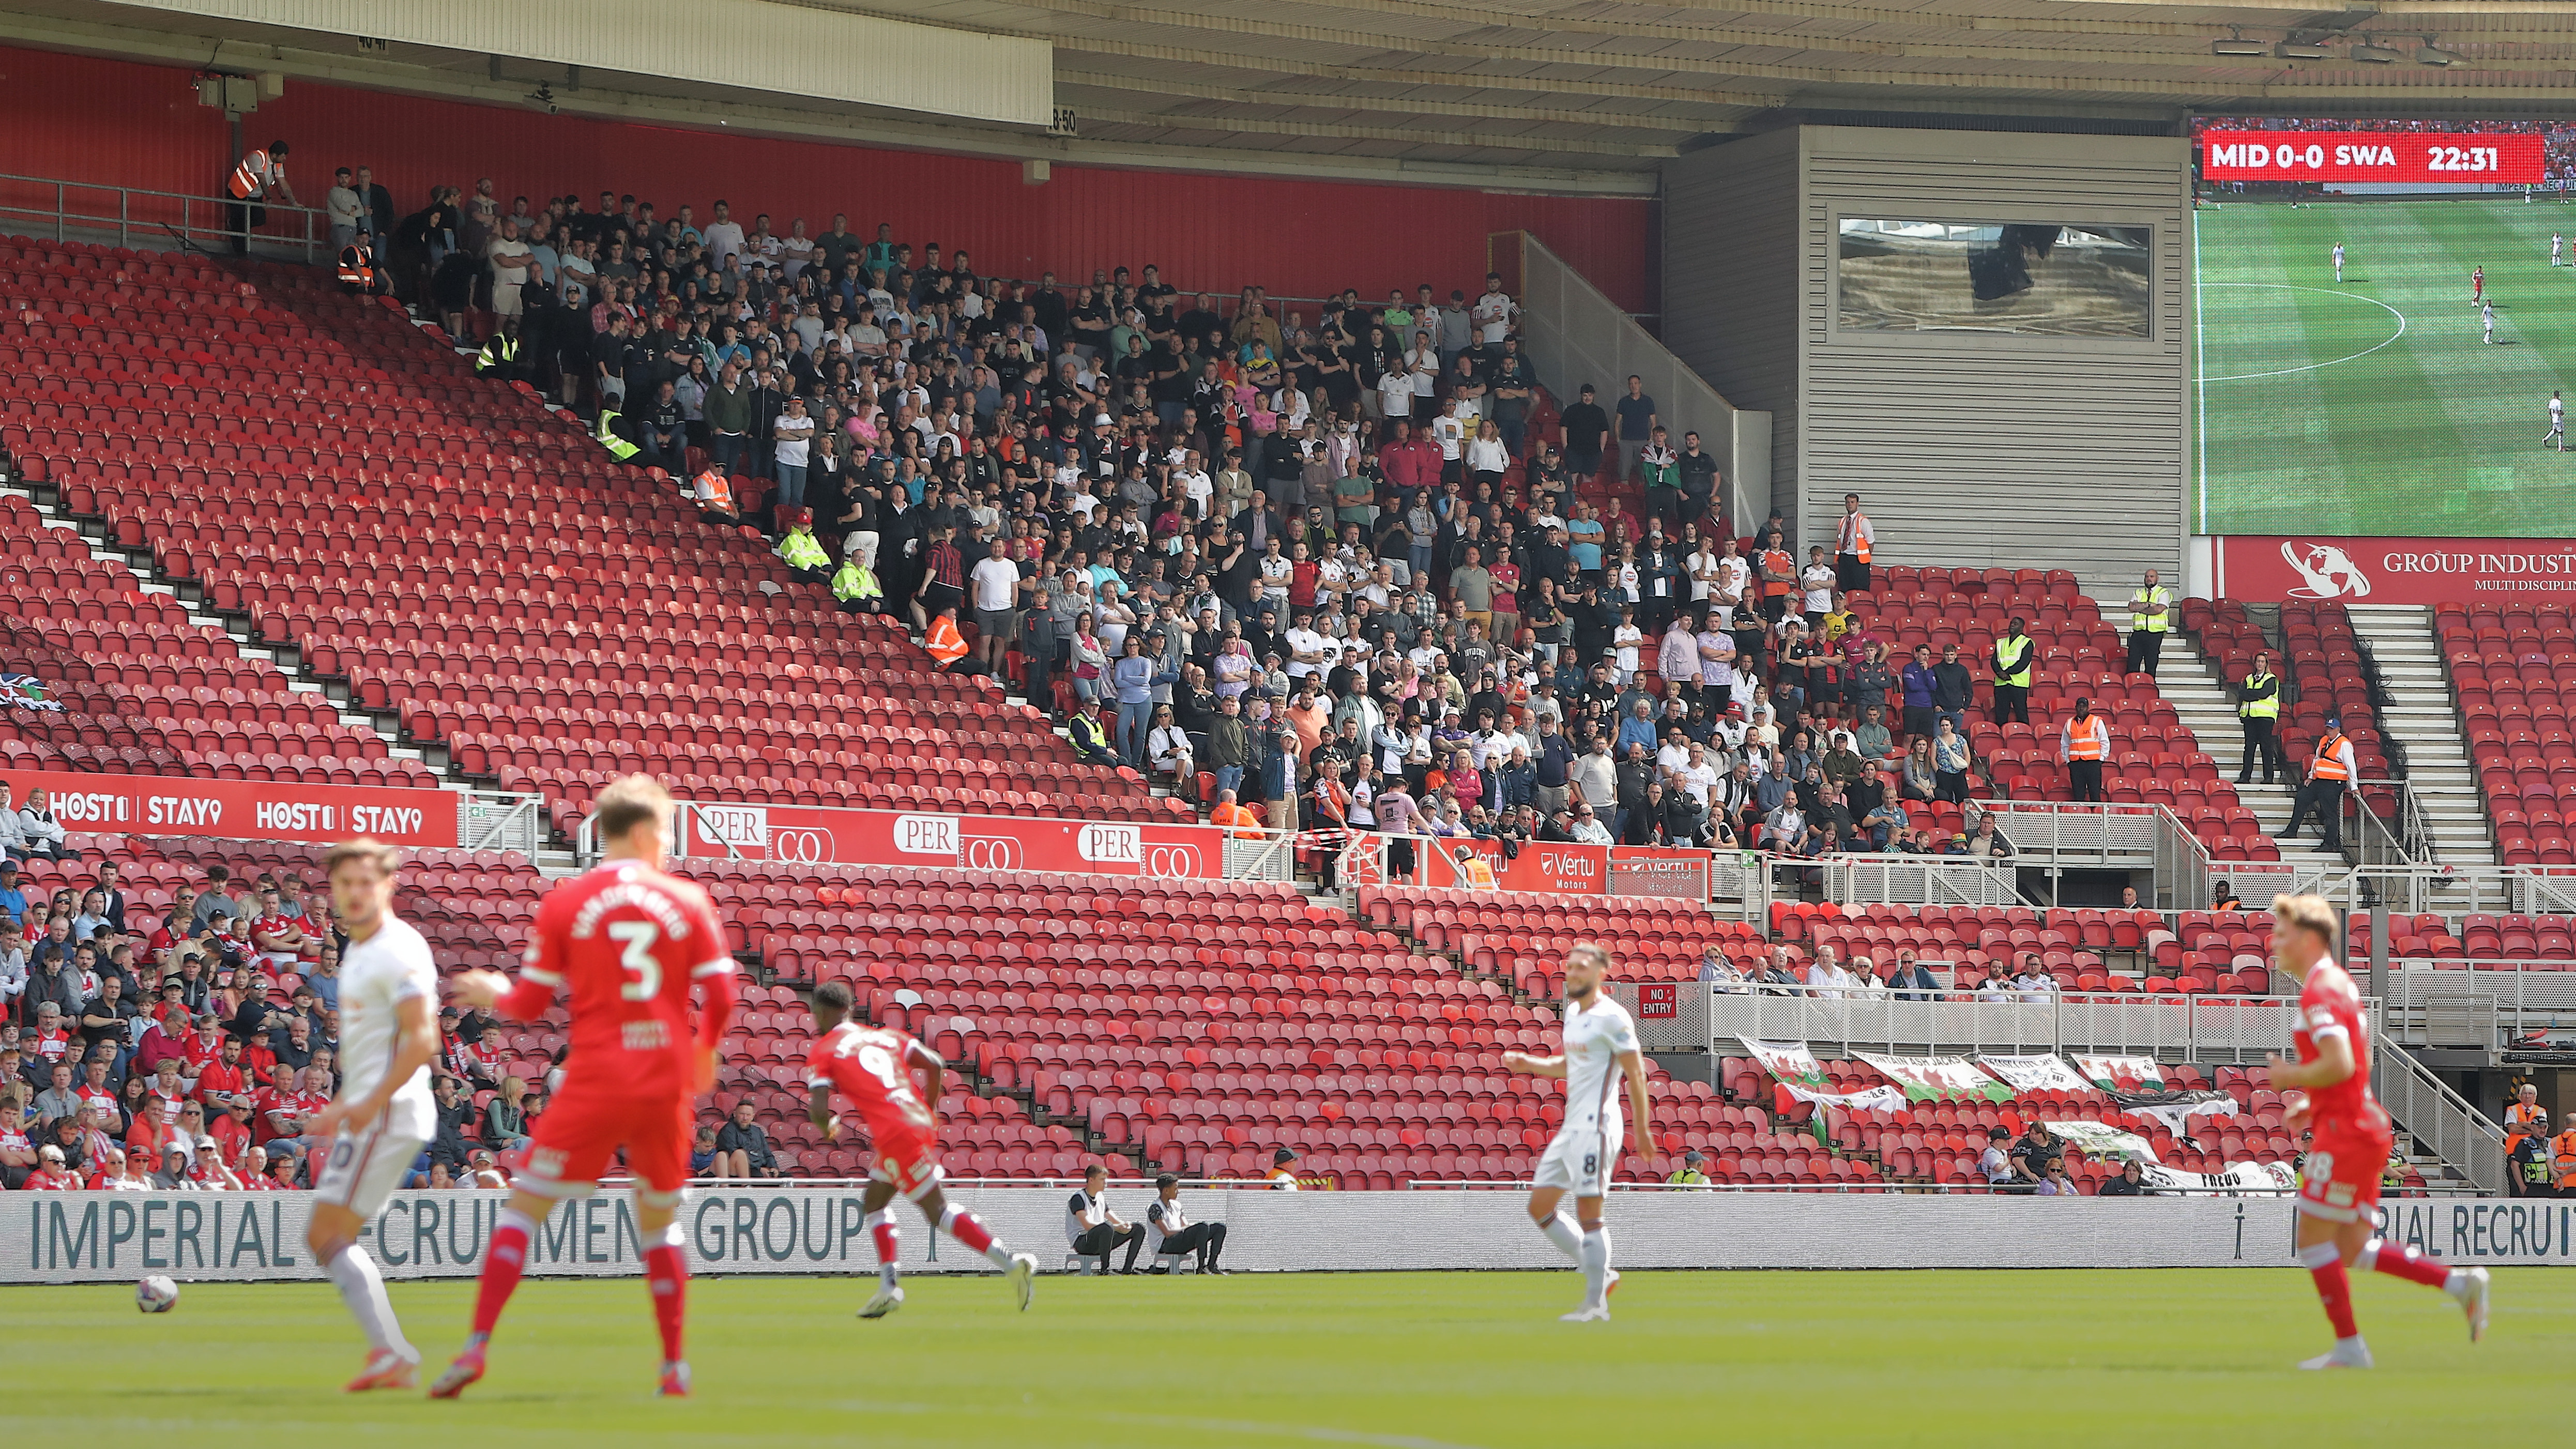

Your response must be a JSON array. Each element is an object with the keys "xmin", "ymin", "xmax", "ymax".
[
  {"xmin": 2212, "ymin": 31, "xmax": 2267, "ymax": 56},
  {"xmin": 2415, "ymin": 38, "xmax": 2464, "ymax": 66},
  {"xmin": 2350, "ymin": 42, "xmax": 2404, "ymax": 63},
  {"xmin": 2274, "ymin": 38, "xmax": 2330, "ymax": 59}
]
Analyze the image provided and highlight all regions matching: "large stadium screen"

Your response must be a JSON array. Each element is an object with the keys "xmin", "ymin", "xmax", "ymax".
[{"xmin": 2192, "ymin": 118, "xmax": 2576, "ymax": 537}]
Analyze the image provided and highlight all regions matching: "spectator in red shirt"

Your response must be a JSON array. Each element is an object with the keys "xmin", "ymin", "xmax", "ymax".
[
  {"xmin": 24, "ymin": 1142, "xmax": 78, "ymax": 1189},
  {"xmin": 207, "ymin": 1097, "xmax": 254, "ymax": 1167},
  {"xmin": 130, "ymin": 994, "xmax": 191, "ymax": 1080},
  {"xmin": 1376, "ymin": 419, "xmax": 1439, "ymax": 497},
  {"xmin": 252, "ymin": 1061, "xmax": 314, "ymax": 1146},
  {"xmin": 195, "ymin": 1030, "xmax": 251, "ymax": 1113},
  {"xmin": 146, "ymin": 889, "xmax": 197, "ymax": 968}
]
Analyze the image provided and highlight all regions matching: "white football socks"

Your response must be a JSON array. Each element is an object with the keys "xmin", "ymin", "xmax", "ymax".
[
  {"xmin": 325, "ymin": 1244, "xmax": 416, "ymax": 1361},
  {"xmin": 1579, "ymin": 1227, "xmax": 1613, "ymax": 1306},
  {"xmin": 1537, "ymin": 1212, "xmax": 1583, "ymax": 1263}
]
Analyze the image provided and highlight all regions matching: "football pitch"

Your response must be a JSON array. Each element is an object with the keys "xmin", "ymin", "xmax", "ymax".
[
  {"xmin": 5, "ymin": 1269, "xmax": 2564, "ymax": 1447},
  {"xmin": 2194, "ymin": 197, "xmax": 2576, "ymax": 536}
]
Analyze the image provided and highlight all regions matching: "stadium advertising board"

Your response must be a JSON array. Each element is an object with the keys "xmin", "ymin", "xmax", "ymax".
[
  {"xmin": 1422, "ymin": 841, "xmax": 1716, "ymax": 898},
  {"xmin": 0, "ymin": 767, "xmax": 458, "ymax": 847},
  {"xmin": 2199, "ymin": 131, "xmax": 2546, "ymax": 186},
  {"xmin": 17, "ymin": 1187, "xmax": 2569, "ymax": 1280},
  {"xmin": 673, "ymin": 801, "xmax": 1223, "ymax": 880},
  {"xmin": 2213, "ymin": 537, "xmax": 2576, "ymax": 605}
]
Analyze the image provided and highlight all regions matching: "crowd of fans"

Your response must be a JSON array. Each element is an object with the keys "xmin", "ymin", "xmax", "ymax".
[
  {"xmin": 316, "ymin": 166, "xmax": 2035, "ymax": 879},
  {"xmin": 0, "ymin": 855, "xmax": 771, "ymax": 1192}
]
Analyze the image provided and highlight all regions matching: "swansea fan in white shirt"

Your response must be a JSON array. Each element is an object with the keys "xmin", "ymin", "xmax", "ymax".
[
  {"xmin": 1504, "ymin": 943, "xmax": 1652, "ymax": 1322},
  {"xmin": 301, "ymin": 837, "xmax": 441, "ymax": 1391}
]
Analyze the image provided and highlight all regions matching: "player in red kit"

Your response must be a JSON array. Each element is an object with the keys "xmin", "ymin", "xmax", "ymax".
[
  {"xmin": 804, "ymin": 981, "xmax": 1037, "ymax": 1317},
  {"xmin": 428, "ymin": 776, "xmax": 736, "ymax": 1400},
  {"xmin": 2263, "ymin": 893, "xmax": 2490, "ymax": 1369}
]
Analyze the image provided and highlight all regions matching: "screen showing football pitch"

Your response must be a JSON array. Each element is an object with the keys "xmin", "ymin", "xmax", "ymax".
[{"xmin": 2192, "ymin": 119, "xmax": 2576, "ymax": 536}]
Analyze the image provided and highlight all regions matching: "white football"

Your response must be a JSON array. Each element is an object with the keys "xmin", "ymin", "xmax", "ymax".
[{"xmin": 136, "ymin": 1275, "xmax": 179, "ymax": 1314}]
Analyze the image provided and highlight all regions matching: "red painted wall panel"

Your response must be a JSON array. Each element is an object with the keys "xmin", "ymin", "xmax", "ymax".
[{"xmin": 0, "ymin": 45, "xmax": 1654, "ymax": 312}]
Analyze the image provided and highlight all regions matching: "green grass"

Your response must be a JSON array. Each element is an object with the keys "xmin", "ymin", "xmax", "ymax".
[
  {"xmin": 2194, "ymin": 197, "xmax": 2576, "ymax": 535},
  {"xmin": 7, "ymin": 1269, "xmax": 2566, "ymax": 1446}
]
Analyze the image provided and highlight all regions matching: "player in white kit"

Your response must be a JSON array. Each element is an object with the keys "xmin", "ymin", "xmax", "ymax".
[
  {"xmin": 2484, "ymin": 300, "xmax": 2497, "ymax": 344},
  {"xmin": 2553, "ymin": 233, "xmax": 2564, "ymax": 268},
  {"xmin": 2548, "ymin": 391, "xmax": 2566, "ymax": 451},
  {"xmin": 302, "ymin": 837, "xmax": 441, "ymax": 1391},
  {"xmin": 1503, "ymin": 943, "xmax": 1652, "ymax": 1322},
  {"xmin": 2332, "ymin": 243, "xmax": 2344, "ymax": 283}
]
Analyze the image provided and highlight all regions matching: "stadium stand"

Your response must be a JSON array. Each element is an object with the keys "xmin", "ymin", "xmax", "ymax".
[
  {"xmin": 0, "ymin": 236, "xmax": 1175, "ymax": 847},
  {"xmin": 2437, "ymin": 600, "xmax": 2576, "ymax": 866},
  {"xmin": 0, "ymin": 492, "xmax": 430, "ymax": 784}
]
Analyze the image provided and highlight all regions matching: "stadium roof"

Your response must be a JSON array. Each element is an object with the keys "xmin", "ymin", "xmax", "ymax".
[{"xmin": 6, "ymin": 0, "xmax": 2573, "ymax": 193}]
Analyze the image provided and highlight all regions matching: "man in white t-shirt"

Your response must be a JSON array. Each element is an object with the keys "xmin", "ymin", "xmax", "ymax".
[
  {"xmin": 1284, "ymin": 615, "xmax": 1331, "ymax": 681},
  {"xmin": 970, "ymin": 538, "xmax": 1022, "ymax": 675},
  {"xmin": 1175, "ymin": 450, "xmax": 1214, "ymax": 520},
  {"xmin": 1474, "ymin": 276, "xmax": 1518, "ymax": 345},
  {"xmin": 1800, "ymin": 547, "xmax": 1837, "ymax": 621},
  {"xmin": 1505, "ymin": 943, "xmax": 1650, "ymax": 1322},
  {"xmin": 700, "ymin": 200, "xmax": 746, "ymax": 269},
  {"xmin": 483, "ymin": 218, "xmax": 535, "ymax": 327},
  {"xmin": 1142, "ymin": 1173, "xmax": 1229, "ymax": 1273},
  {"xmin": 771, "ymin": 396, "xmax": 817, "ymax": 516}
]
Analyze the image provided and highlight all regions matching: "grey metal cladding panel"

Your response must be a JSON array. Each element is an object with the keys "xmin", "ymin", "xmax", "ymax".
[
  {"xmin": 1796, "ymin": 133, "xmax": 2187, "ymax": 593},
  {"xmin": 1660, "ymin": 132, "xmax": 1803, "ymax": 499}
]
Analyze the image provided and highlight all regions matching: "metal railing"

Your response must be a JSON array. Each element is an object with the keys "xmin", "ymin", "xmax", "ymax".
[
  {"xmin": 1822, "ymin": 855, "xmax": 2023, "ymax": 906},
  {"xmin": 2380, "ymin": 963, "xmax": 2576, "ymax": 1053},
  {"xmin": 0, "ymin": 171, "xmax": 327, "ymax": 263},
  {"xmin": 1696, "ymin": 982, "xmax": 2320, "ymax": 1063},
  {"xmin": 1491, "ymin": 230, "xmax": 1770, "ymax": 537},
  {"xmin": 2350, "ymin": 777, "xmax": 2432, "ymax": 870},
  {"xmin": 2303, "ymin": 863, "xmax": 2576, "ymax": 917},
  {"xmin": 456, "ymin": 788, "xmax": 545, "ymax": 858},
  {"xmin": 2373, "ymin": 1041, "xmax": 2505, "ymax": 1194},
  {"xmin": 1969, "ymin": 800, "xmax": 2219, "ymax": 911}
]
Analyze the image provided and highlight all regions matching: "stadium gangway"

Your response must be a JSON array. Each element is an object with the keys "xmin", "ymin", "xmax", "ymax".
[
  {"xmin": 2380, "ymin": 962, "xmax": 2576, "ymax": 1056},
  {"xmin": 2373, "ymin": 1040, "xmax": 2507, "ymax": 1194},
  {"xmin": 1969, "ymin": 800, "xmax": 2221, "ymax": 911},
  {"xmin": 0, "ymin": 170, "xmax": 328, "ymax": 263},
  {"xmin": 1661, "ymin": 982, "xmax": 2322, "ymax": 1064}
]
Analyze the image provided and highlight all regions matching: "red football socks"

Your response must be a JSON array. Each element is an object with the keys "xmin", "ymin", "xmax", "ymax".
[
  {"xmin": 2360, "ymin": 1237, "xmax": 2453, "ymax": 1290},
  {"xmin": 644, "ymin": 1236, "xmax": 688, "ymax": 1363},
  {"xmin": 2300, "ymin": 1243, "xmax": 2359, "ymax": 1339},
  {"xmin": 471, "ymin": 1208, "xmax": 537, "ymax": 1337}
]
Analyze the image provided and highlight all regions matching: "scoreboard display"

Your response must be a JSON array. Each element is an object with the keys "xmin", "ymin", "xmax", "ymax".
[{"xmin": 2199, "ymin": 130, "xmax": 2547, "ymax": 185}]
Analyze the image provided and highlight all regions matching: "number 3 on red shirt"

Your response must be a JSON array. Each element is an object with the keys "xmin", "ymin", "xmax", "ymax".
[{"xmin": 607, "ymin": 921, "xmax": 663, "ymax": 1001}]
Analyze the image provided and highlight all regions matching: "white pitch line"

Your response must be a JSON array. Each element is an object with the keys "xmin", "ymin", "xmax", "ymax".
[{"xmin": 2198, "ymin": 281, "xmax": 2409, "ymax": 383}]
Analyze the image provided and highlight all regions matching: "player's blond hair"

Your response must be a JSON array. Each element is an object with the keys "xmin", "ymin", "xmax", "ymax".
[
  {"xmin": 322, "ymin": 836, "xmax": 401, "ymax": 879},
  {"xmin": 1566, "ymin": 941, "xmax": 1614, "ymax": 975},
  {"xmin": 2271, "ymin": 892, "xmax": 2337, "ymax": 943},
  {"xmin": 593, "ymin": 773, "xmax": 674, "ymax": 841}
]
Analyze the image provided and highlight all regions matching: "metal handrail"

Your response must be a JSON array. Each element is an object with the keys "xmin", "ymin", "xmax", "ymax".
[
  {"xmin": 0, "ymin": 170, "xmax": 327, "ymax": 263},
  {"xmin": 2373, "ymin": 1041, "xmax": 2505, "ymax": 1194},
  {"xmin": 1696, "ymin": 980, "xmax": 2327, "ymax": 1061}
]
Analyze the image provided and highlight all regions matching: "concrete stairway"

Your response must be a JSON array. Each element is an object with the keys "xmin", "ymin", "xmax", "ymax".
[
  {"xmin": 2343, "ymin": 603, "xmax": 2498, "ymax": 870},
  {"xmin": 2158, "ymin": 635, "xmax": 2297, "ymax": 836}
]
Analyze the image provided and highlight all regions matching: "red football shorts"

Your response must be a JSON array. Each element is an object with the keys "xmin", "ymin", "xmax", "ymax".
[
  {"xmin": 867, "ymin": 1128, "xmax": 943, "ymax": 1201},
  {"xmin": 2297, "ymin": 1125, "xmax": 2392, "ymax": 1224},
  {"xmin": 519, "ymin": 1075, "xmax": 693, "ymax": 1205}
]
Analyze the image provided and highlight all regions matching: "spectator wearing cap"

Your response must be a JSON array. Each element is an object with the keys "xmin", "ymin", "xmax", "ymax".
[
  {"xmin": 1666, "ymin": 1150, "xmax": 1710, "ymax": 1185},
  {"xmin": 1264, "ymin": 1146, "xmax": 1303, "ymax": 1189}
]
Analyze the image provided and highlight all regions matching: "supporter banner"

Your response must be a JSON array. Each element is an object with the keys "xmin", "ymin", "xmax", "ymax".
[
  {"xmin": 2045, "ymin": 1120, "xmax": 2160, "ymax": 1163},
  {"xmin": 1975, "ymin": 1053, "xmax": 2096, "ymax": 1097},
  {"xmin": 30, "ymin": 1187, "xmax": 2526, "ymax": 1281},
  {"xmin": 672, "ymin": 801, "xmax": 1223, "ymax": 880},
  {"xmin": 2113, "ymin": 1089, "xmax": 2241, "ymax": 1148},
  {"xmin": 0, "ymin": 767, "xmax": 458, "ymax": 848},
  {"xmin": 2199, "ymin": 131, "xmax": 2546, "ymax": 185},
  {"xmin": 1738, "ymin": 1038, "xmax": 1832, "ymax": 1094},
  {"xmin": 1608, "ymin": 847, "xmax": 1710, "ymax": 900},
  {"xmin": 1, "ymin": 672, "xmax": 63, "ymax": 712},
  {"xmin": 2074, "ymin": 1055, "xmax": 2167, "ymax": 1092},
  {"xmin": 2141, "ymin": 1161, "xmax": 2296, "ymax": 1195},
  {"xmin": 2213, "ymin": 536, "xmax": 2576, "ymax": 605},
  {"xmin": 1857, "ymin": 1052, "xmax": 2015, "ymax": 1103}
]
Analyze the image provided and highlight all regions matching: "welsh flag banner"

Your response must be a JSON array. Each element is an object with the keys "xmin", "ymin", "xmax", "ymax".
[
  {"xmin": 2042, "ymin": 1119, "xmax": 2159, "ymax": 1163},
  {"xmin": 1857, "ymin": 1051, "xmax": 2014, "ymax": 1103},
  {"xmin": 1737, "ymin": 1038, "xmax": 1832, "ymax": 1094},
  {"xmin": 2072, "ymin": 1054, "xmax": 2167, "ymax": 1092},
  {"xmin": 1974, "ymin": 1053, "xmax": 2097, "ymax": 1097},
  {"xmin": 2111, "ymin": 1089, "xmax": 2240, "ymax": 1148}
]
